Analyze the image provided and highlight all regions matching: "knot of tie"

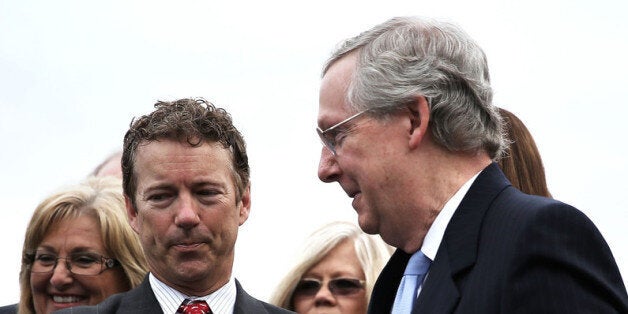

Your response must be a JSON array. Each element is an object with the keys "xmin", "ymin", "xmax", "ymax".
[
  {"xmin": 404, "ymin": 250, "xmax": 432, "ymax": 276},
  {"xmin": 177, "ymin": 299, "xmax": 212, "ymax": 314}
]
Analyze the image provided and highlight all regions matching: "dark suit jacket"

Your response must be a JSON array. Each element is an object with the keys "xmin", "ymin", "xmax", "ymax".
[
  {"xmin": 55, "ymin": 275, "xmax": 293, "ymax": 314},
  {"xmin": 368, "ymin": 163, "xmax": 628, "ymax": 313},
  {"xmin": 0, "ymin": 303, "xmax": 17, "ymax": 314}
]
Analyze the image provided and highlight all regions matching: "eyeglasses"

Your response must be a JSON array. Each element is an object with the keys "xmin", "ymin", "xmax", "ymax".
[
  {"xmin": 292, "ymin": 278, "xmax": 365, "ymax": 298},
  {"xmin": 317, "ymin": 109, "xmax": 369, "ymax": 155},
  {"xmin": 27, "ymin": 251, "xmax": 120, "ymax": 276}
]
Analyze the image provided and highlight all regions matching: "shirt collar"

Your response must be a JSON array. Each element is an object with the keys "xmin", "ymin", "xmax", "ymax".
[
  {"xmin": 149, "ymin": 272, "xmax": 237, "ymax": 314},
  {"xmin": 420, "ymin": 171, "xmax": 481, "ymax": 261}
]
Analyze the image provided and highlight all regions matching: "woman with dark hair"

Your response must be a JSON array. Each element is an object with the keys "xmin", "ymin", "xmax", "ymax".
[{"xmin": 498, "ymin": 108, "xmax": 552, "ymax": 197}]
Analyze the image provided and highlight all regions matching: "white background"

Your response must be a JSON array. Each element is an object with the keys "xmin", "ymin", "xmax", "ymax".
[{"xmin": 1, "ymin": 0, "xmax": 626, "ymax": 305}]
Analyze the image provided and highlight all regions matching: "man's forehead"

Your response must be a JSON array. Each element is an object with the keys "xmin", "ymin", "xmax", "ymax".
[
  {"xmin": 134, "ymin": 140, "xmax": 225, "ymax": 164},
  {"xmin": 132, "ymin": 140, "xmax": 233, "ymax": 181},
  {"xmin": 322, "ymin": 53, "xmax": 357, "ymax": 87},
  {"xmin": 318, "ymin": 56, "xmax": 357, "ymax": 127}
]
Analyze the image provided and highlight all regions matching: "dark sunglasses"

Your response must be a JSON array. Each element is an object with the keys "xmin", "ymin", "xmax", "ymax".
[{"xmin": 293, "ymin": 278, "xmax": 365, "ymax": 298}]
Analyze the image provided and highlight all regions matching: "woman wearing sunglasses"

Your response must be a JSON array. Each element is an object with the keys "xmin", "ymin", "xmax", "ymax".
[{"xmin": 270, "ymin": 221, "xmax": 392, "ymax": 313}]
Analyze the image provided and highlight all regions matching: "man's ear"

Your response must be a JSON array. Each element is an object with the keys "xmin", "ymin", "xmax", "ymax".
[
  {"xmin": 125, "ymin": 195, "xmax": 140, "ymax": 234},
  {"xmin": 408, "ymin": 96, "xmax": 430, "ymax": 149},
  {"xmin": 238, "ymin": 184, "xmax": 251, "ymax": 226}
]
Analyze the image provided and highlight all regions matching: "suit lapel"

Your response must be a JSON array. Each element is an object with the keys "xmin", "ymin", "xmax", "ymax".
[
  {"xmin": 416, "ymin": 163, "xmax": 511, "ymax": 312},
  {"xmin": 118, "ymin": 276, "xmax": 164, "ymax": 314},
  {"xmin": 233, "ymin": 279, "xmax": 269, "ymax": 314},
  {"xmin": 369, "ymin": 163, "xmax": 510, "ymax": 314},
  {"xmin": 368, "ymin": 249, "xmax": 410, "ymax": 314},
  {"xmin": 415, "ymin": 246, "xmax": 459, "ymax": 313}
]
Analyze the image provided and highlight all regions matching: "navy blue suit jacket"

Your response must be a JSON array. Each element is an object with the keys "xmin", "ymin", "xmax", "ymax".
[
  {"xmin": 0, "ymin": 303, "xmax": 16, "ymax": 314},
  {"xmin": 54, "ymin": 275, "xmax": 293, "ymax": 314},
  {"xmin": 368, "ymin": 163, "xmax": 628, "ymax": 313}
]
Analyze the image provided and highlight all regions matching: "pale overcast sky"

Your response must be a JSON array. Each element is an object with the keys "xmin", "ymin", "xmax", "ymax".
[{"xmin": 1, "ymin": 0, "xmax": 626, "ymax": 304}]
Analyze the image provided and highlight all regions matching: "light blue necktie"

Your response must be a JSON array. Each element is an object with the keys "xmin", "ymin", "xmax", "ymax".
[{"xmin": 391, "ymin": 251, "xmax": 432, "ymax": 314}]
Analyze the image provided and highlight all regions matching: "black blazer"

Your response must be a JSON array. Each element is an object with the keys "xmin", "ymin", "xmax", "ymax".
[
  {"xmin": 368, "ymin": 163, "xmax": 628, "ymax": 313},
  {"xmin": 54, "ymin": 275, "xmax": 294, "ymax": 314},
  {"xmin": 0, "ymin": 303, "xmax": 16, "ymax": 314}
]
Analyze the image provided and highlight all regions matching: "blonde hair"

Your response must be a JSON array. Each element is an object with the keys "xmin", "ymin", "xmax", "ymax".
[
  {"xmin": 18, "ymin": 176, "xmax": 148, "ymax": 314},
  {"xmin": 269, "ymin": 221, "xmax": 392, "ymax": 310}
]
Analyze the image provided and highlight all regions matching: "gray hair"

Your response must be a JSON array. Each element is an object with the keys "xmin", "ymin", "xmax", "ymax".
[{"xmin": 324, "ymin": 16, "xmax": 506, "ymax": 159}]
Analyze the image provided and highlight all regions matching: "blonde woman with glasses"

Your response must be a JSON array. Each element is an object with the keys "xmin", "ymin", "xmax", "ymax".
[
  {"xmin": 270, "ymin": 221, "xmax": 392, "ymax": 314},
  {"xmin": 0, "ymin": 176, "xmax": 147, "ymax": 314}
]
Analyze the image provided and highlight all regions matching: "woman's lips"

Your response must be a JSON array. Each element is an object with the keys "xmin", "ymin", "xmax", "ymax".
[
  {"xmin": 52, "ymin": 295, "xmax": 84, "ymax": 303},
  {"xmin": 51, "ymin": 294, "xmax": 87, "ymax": 310}
]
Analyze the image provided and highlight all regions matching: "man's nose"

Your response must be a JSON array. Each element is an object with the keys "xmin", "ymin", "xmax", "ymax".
[
  {"xmin": 318, "ymin": 146, "xmax": 341, "ymax": 182},
  {"xmin": 174, "ymin": 193, "xmax": 201, "ymax": 229}
]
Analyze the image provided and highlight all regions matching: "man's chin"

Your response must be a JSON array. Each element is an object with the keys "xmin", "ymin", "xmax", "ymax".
[
  {"xmin": 357, "ymin": 216, "xmax": 379, "ymax": 235},
  {"xmin": 174, "ymin": 263, "xmax": 211, "ymax": 279}
]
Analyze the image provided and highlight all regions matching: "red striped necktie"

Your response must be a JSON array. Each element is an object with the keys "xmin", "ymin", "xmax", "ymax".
[{"xmin": 176, "ymin": 299, "xmax": 212, "ymax": 314}]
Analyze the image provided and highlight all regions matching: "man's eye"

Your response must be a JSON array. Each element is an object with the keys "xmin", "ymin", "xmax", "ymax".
[
  {"xmin": 148, "ymin": 193, "xmax": 170, "ymax": 201},
  {"xmin": 197, "ymin": 190, "xmax": 218, "ymax": 197},
  {"xmin": 333, "ymin": 130, "xmax": 348, "ymax": 145}
]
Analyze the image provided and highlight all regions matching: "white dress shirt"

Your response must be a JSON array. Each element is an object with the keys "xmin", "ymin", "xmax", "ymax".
[{"xmin": 149, "ymin": 272, "xmax": 237, "ymax": 314}]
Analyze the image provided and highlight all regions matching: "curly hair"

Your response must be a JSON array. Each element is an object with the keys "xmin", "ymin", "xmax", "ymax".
[{"xmin": 121, "ymin": 98, "xmax": 250, "ymax": 207}]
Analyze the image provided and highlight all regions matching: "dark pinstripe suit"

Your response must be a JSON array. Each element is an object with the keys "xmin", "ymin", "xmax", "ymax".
[
  {"xmin": 368, "ymin": 163, "xmax": 628, "ymax": 313},
  {"xmin": 0, "ymin": 304, "xmax": 16, "ymax": 314}
]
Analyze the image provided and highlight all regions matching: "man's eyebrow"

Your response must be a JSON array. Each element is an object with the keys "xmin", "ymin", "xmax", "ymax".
[
  {"xmin": 142, "ymin": 182, "xmax": 175, "ymax": 194},
  {"xmin": 191, "ymin": 180, "xmax": 227, "ymax": 190}
]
